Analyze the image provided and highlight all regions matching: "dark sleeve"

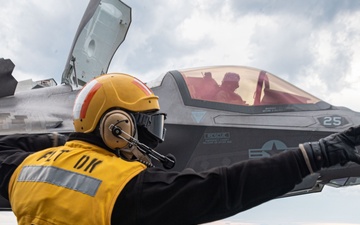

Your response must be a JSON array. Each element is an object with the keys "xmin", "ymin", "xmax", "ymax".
[
  {"xmin": 0, "ymin": 134, "xmax": 57, "ymax": 200},
  {"xmin": 111, "ymin": 149, "xmax": 310, "ymax": 225}
]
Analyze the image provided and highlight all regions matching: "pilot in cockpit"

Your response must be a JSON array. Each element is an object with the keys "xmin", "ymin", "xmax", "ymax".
[{"xmin": 215, "ymin": 72, "xmax": 247, "ymax": 105}]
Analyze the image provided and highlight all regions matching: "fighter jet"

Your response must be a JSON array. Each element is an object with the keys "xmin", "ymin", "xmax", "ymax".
[
  {"xmin": 149, "ymin": 65, "xmax": 360, "ymax": 198},
  {"xmin": 1, "ymin": 0, "xmax": 360, "ymax": 213}
]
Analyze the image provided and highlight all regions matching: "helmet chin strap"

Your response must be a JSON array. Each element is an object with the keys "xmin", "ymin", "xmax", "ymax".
[{"xmin": 109, "ymin": 123, "xmax": 176, "ymax": 169}]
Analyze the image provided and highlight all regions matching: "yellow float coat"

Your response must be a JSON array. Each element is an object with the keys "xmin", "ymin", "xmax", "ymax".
[{"xmin": 9, "ymin": 140, "xmax": 146, "ymax": 225}]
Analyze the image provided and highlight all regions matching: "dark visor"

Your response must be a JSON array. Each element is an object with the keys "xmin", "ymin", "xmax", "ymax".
[{"xmin": 133, "ymin": 112, "xmax": 167, "ymax": 142}]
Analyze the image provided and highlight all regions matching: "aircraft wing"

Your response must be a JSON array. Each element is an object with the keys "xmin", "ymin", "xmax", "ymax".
[
  {"xmin": 0, "ymin": 0, "xmax": 132, "ymax": 136},
  {"xmin": 61, "ymin": 0, "xmax": 131, "ymax": 88}
]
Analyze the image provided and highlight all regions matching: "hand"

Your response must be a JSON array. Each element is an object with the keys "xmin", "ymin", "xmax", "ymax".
[{"xmin": 299, "ymin": 125, "xmax": 360, "ymax": 173}]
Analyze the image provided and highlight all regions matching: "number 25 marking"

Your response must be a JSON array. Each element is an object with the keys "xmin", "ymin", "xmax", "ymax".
[{"xmin": 323, "ymin": 116, "xmax": 342, "ymax": 126}]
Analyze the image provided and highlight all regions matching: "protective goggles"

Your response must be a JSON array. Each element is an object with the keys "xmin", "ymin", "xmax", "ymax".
[{"xmin": 133, "ymin": 112, "xmax": 167, "ymax": 142}]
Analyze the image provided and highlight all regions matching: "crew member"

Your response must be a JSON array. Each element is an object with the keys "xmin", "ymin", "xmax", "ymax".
[
  {"xmin": 0, "ymin": 73, "xmax": 359, "ymax": 225},
  {"xmin": 215, "ymin": 72, "xmax": 246, "ymax": 105}
]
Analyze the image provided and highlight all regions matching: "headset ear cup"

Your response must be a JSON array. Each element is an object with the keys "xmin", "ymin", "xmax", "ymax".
[{"xmin": 99, "ymin": 110, "xmax": 135, "ymax": 150}]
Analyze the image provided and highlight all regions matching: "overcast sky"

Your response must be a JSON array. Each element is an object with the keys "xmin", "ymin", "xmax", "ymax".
[{"xmin": 1, "ymin": 0, "xmax": 360, "ymax": 224}]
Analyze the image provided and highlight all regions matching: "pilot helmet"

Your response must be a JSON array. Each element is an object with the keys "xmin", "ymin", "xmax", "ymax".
[
  {"xmin": 73, "ymin": 73, "xmax": 166, "ymax": 150},
  {"xmin": 223, "ymin": 72, "xmax": 240, "ymax": 82}
]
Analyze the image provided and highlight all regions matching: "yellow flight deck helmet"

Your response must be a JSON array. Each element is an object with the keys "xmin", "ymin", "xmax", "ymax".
[
  {"xmin": 72, "ymin": 73, "xmax": 174, "ymax": 169},
  {"xmin": 73, "ymin": 73, "xmax": 160, "ymax": 134}
]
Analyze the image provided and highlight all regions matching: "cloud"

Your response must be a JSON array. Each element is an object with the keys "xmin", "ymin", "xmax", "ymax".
[{"xmin": 0, "ymin": 0, "xmax": 88, "ymax": 81}]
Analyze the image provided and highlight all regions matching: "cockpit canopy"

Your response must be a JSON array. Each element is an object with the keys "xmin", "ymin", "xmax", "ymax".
[
  {"xmin": 150, "ymin": 66, "xmax": 332, "ymax": 114},
  {"xmin": 180, "ymin": 66, "xmax": 320, "ymax": 106}
]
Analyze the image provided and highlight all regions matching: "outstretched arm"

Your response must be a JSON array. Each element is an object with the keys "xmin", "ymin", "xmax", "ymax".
[
  {"xmin": 0, "ymin": 133, "xmax": 66, "ymax": 153},
  {"xmin": 114, "ymin": 147, "xmax": 309, "ymax": 225},
  {"xmin": 113, "ymin": 125, "xmax": 360, "ymax": 225},
  {"xmin": 0, "ymin": 133, "xmax": 67, "ymax": 200}
]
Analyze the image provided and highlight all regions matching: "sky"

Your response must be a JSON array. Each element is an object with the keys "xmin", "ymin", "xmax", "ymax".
[{"xmin": 1, "ymin": 0, "xmax": 360, "ymax": 224}]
